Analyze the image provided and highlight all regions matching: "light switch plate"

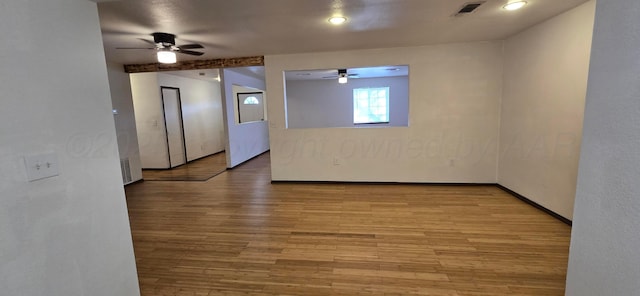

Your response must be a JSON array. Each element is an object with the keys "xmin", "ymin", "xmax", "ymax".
[{"xmin": 24, "ymin": 152, "xmax": 60, "ymax": 182}]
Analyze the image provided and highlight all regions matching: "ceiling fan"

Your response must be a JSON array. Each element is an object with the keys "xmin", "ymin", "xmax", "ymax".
[
  {"xmin": 116, "ymin": 32, "xmax": 204, "ymax": 63},
  {"xmin": 322, "ymin": 69, "xmax": 359, "ymax": 79},
  {"xmin": 323, "ymin": 69, "xmax": 359, "ymax": 83}
]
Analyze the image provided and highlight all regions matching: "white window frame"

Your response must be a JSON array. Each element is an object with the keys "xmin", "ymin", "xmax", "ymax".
[{"xmin": 353, "ymin": 87, "xmax": 390, "ymax": 124}]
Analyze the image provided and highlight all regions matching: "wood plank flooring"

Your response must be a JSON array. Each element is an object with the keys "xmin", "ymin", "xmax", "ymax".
[
  {"xmin": 125, "ymin": 153, "xmax": 571, "ymax": 295},
  {"xmin": 142, "ymin": 152, "xmax": 227, "ymax": 182}
]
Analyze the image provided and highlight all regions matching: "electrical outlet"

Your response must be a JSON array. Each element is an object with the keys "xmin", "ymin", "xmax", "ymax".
[
  {"xmin": 24, "ymin": 152, "xmax": 60, "ymax": 182},
  {"xmin": 333, "ymin": 158, "xmax": 340, "ymax": 166}
]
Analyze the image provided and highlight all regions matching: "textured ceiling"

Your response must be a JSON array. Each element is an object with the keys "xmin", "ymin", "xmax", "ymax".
[{"xmin": 98, "ymin": 0, "xmax": 590, "ymax": 65}]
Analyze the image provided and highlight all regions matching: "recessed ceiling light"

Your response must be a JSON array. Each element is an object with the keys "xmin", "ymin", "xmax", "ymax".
[
  {"xmin": 329, "ymin": 16, "xmax": 347, "ymax": 25},
  {"xmin": 503, "ymin": 1, "xmax": 527, "ymax": 11}
]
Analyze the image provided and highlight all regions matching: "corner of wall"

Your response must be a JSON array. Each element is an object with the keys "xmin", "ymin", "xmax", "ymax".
[
  {"xmin": 106, "ymin": 62, "xmax": 143, "ymax": 183},
  {"xmin": 497, "ymin": 1, "xmax": 596, "ymax": 220}
]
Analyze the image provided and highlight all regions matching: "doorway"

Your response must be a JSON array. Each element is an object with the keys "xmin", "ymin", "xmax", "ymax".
[{"xmin": 161, "ymin": 87, "xmax": 187, "ymax": 168}]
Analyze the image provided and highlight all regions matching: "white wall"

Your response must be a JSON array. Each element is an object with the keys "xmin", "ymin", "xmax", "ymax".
[
  {"xmin": 158, "ymin": 74, "xmax": 226, "ymax": 161},
  {"xmin": 286, "ymin": 76, "xmax": 409, "ymax": 128},
  {"xmin": 566, "ymin": 0, "xmax": 640, "ymax": 294},
  {"xmin": 266, "ymin": 42, "xmax": 503, "ymax": 182},
  {"xmin": 0, "ymin": 1, "xmax": 139, "ymax": 295},
  {"xmin": 107, "ymin": 62, "xmax": 143, "ymax": 184},
  {"xmin": 499, "ymin": 1, "xmax": 595, "ymax": 220},
  {"xmin": 221, "ymin": 69, "xmax": 270, "ymax": 168},
  {"xmin": 130, "ymin": 73, "xmax": 168, "ymax": 169},
  {"xmin": 130, "ymin": 73, "xmax": 225, "ymax": 168}
]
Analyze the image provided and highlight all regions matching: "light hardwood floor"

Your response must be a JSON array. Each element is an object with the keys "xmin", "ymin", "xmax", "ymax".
[
  {"xmin": 142, "ymin": 152, "xmax": 227, "ymax": 182},
  {"xmin": 125, "ymin": 153, "xmax": 571, "ymax": 296}
]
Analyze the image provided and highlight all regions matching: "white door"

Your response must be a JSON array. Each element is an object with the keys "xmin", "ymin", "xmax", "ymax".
[
  {"xmin": 237, "ymin": 92, "xmax": 265, "ymax": 123},
  {"xmin": 162, "ymin": 87, "xmax": 186, "ymax": 168}
]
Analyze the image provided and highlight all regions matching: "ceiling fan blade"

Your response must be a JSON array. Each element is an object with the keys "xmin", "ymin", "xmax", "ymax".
[
  {"xmin": 116, "ymin": 47, "xmax": 155, "ymax": 50},
  {"xmin": 138, "ymin": 38, "xmax": 157, "ymax": 45},
  {"xmin": 177, "ymin": 49, "xmax": 204, "ymax": 56},
  {"xmin": 178, "ymin": 44, "xmax": 204, "ymax": 49}
]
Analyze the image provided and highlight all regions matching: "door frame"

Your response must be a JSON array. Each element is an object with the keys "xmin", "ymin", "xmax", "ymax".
[
  {"xmin": 160, "ymin": 86, "xmax": 188, "ymax": 168},
  {"xmin": 236, "ymin": 91, "xmax": 265, "ymax": 124}
]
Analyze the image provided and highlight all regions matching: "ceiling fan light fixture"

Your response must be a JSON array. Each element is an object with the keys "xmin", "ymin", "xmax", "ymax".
[
  {"xmin": 329, "ymin": 16, "xmax": 347, "ymax": 25},
  {"xmin": 503, "ymin": 1, "xmax": 527, "ymax": 11},
  {"xmin": 157, "ymin": 50, "xmax": 177, "ymax": 64},
  {"xmin": 338, "ymin": 75, "xmax": 348, "ymax": 84},
  {"xmin": 338, "ymin": 69, "xmax": 348, "ymax": 84}
]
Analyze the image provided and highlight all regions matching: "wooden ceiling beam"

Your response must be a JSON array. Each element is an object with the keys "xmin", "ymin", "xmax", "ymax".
[{"xmin": 123, "ymin": 56, "xmax": 264, "ymax": 73}]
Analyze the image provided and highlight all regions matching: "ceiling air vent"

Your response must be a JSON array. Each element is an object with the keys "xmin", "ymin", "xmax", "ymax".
[{"xmin": 456, "ymin": 1, "xmax": 486, "ymax": 16}]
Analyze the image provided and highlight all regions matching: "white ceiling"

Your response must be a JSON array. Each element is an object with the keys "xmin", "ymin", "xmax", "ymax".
[{"xmin": 98, "ymin": 0, "xmax": 590, "ymax": 65}]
